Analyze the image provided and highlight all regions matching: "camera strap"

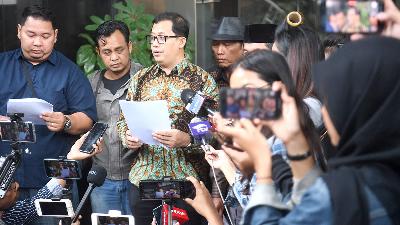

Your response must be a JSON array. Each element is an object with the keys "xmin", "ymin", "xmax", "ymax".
[{"xmin": 20, "ymin": 59, "xmax": 38, "ymax": 98}]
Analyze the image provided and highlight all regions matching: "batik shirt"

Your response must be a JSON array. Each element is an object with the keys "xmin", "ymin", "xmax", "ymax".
[{"xmin": 117, "ymin": 58, "xmax": 219, "ymax": 186}]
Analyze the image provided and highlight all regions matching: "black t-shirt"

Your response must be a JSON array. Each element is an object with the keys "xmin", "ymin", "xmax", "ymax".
[{"xmin": 101, "ymin": 70, "xmax": 130, "ymax": 95}]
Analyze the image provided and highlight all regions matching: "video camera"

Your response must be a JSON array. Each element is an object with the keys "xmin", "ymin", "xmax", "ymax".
[{"xmin": 0, "ymin": 113, "xmax": 37, "ymax": 198}]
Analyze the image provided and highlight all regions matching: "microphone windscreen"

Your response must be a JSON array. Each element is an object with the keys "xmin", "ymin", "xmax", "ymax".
[
  {"xmin": 181, "ymin": 89, "xmax": 196, "ymax": 104},
  {"xmin": 87, "ymin": 165, "xmax": 107, "ymax": 187}
]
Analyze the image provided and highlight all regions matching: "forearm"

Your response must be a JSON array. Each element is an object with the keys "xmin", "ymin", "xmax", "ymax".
[
  {"xmin": 205, "ymin": 211, "xmax": 224, "ymax": 225},
  {"xmin": 67, "ymin": 112, "xmax": 93, "ymax": 135},
  {"xmin": 284, "ymin": 133, "xmax": 315, "ymax": 180},
  {"xmin": 220, "ymin": 162, "xmax": 236, "ymax": 186}
]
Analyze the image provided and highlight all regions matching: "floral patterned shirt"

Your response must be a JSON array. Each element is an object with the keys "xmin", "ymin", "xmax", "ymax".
[{"xmin": 117, "ymin": 58, "xmax": 219, "ymax": 186}]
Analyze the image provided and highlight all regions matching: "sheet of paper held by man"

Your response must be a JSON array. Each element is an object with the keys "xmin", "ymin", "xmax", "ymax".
[
  {"xmin": 7, "ymin": 98, "xmax": 53, "ymax": 125},
  {"xmin": 119, "ymin": 100, "xmax": 171, "ymax": 146}
]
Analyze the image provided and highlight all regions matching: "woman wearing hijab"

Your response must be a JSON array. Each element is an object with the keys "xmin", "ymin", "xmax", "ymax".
[{"xmin": 184, "ymin": 36, "xmax": 400, "ymax": 225}]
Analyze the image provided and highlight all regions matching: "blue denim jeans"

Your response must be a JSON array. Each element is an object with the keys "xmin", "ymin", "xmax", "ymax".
[{"xmin": 90, "ymin": 178, "xmax": 132, "ymax": 215}]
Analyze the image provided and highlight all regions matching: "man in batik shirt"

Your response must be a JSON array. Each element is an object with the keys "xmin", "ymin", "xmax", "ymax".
[{"xmin": 117, "ymin": 12, "xmax": 218, "ymax": 225}]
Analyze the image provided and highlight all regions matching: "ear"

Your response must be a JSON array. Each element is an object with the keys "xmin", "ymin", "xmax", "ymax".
[
  {"xmin": 54, "ymin": 29, "xmax": 58, "ymax": 44},
  {"xmin": 128, "ymin": 41, "xmax": 133, "ymax": 54},
  {"xmin": 96, "ymin": 46, "xmax": 100, "ymax": 55},
  {"xmin": 178, "ymin": 37, "xmax": 187, "ymax": 49},
  {"xmin": 17, "ymin": 24, "xmax": 22, "ymax": 40}
]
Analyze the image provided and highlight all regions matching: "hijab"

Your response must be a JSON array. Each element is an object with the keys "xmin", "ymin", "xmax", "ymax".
[{"xmin": 314, "ymin": 36, "xmax": 400, "ymax": 225}]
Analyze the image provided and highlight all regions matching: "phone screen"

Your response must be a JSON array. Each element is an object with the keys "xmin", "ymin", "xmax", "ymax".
[
  {"xmin": 79, "ymin": 122, "xmax": 108, "ymax": 154},
  {"xmin": 44, "ymin": 159, "xmax": 81, "ymax": 179},
  {"xmin": 39, "ymin": 201, "xmax": 69, "ymax": 216},
  {"xmin": 97, "ymin": 216, "xmax": 130, "ymax": 225},
  {"xmin": 321, "ymin": 0, "xmax": 383, "ymax": 33},
  {"xmin": 0, "ymin": 121, "xmax": 36, "ymax": 143},
  {"xmin": 220, "ymin": 88, "xmax": 281, "ymax": 120},
  {"xmin": 139, "ymin": 180, "xmax": 195, "ymax": 200}
]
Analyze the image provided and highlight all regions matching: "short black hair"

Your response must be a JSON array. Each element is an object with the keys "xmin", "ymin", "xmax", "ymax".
[
  {"xmin": 152, "ymin": 12, "xmax": 189, "ymax": 39},
  {"xmin": 20, "ymin": 5, "xmax": 56, "ymax": 28},
  {"xmin": 95, "ymin": 20, "xmax": 130, "ymax": 47}
]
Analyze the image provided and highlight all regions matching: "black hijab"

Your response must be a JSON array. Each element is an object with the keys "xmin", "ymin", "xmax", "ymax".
[{"xmin": 314, "ymin": 36, "xmax": 400, "ymax": 225}]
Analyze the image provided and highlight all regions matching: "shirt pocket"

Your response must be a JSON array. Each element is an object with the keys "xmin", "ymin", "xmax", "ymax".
[{"xmin": 52, "ymin": 90, "xmax": 68, "ymax": 112}]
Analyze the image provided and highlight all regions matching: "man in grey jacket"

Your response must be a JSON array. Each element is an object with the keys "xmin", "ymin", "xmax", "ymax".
[{"xmin": 88, "ymin": 20, "xmax": 142, "ymax": 214}]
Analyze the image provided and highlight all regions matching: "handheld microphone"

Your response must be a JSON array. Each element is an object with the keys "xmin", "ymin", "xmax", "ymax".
[
  {"xmin": 72, "ymin": 165, "xmax": 107, "ymax": 222},
  {"xmin": 188, "ymin": 117, "xmax": 212, "ymax": 147},
  {"xmin": 181, "ymin": 89, "xmax": 216, "ymax": 117},
  {"xmin": 161, "ymin": 204, "xmax": 189, "ymax": 225}
]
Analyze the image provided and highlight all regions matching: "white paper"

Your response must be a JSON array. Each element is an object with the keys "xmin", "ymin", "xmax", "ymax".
[
  {"xmin": 7, "ymin": 98, "xmax": 53, "ymax": 125},
  {"xmin": 119, "ymin": 100, "xmax": 171, "ymax": 146}
]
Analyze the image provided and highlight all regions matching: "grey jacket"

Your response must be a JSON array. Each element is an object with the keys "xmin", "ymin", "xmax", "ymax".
[{"xmin": 88, "ymin": 61, "xmax": 143, "ymax": 180}]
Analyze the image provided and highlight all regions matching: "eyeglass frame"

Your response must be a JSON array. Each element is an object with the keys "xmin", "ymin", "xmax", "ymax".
[{"xmin": 146, "ymin": 35, "xmax": 183, "ymax": 44}]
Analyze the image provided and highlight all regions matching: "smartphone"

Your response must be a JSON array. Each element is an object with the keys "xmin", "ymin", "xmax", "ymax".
[
  {"xmin": 79, "ymin": 122, "xmax": 108, "ymax": 154},
  {"xmin": 220, "ymin": 88, "xmax": 281, "ymax": 120},
  {"xmin": 321, "ymin": 0, "xmax": 384, "ymax": 33},
  {"xmin": 43, "ymin": 158, "xmax": 82, "ymax": 179},
  {"xmin": 0, "ymin": 121, "xmax": 36, "ymax": 143},
  {"xmin": 139, "ymin": 179, "xmax": 195, "ymax": 200},
  {"xmin": 91, "ymin": 213, "xmax": 134, "ymax": 225},
  {"xmin": 35, "ymin": 199, "xmax": 74, "ymax": 218}
]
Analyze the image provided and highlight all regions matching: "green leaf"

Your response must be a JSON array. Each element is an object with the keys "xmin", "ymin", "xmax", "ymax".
[
  {"xmin": 90, "ymin": 15, "xmax": 104, "ymax": 25},
  {"xmin": 104, "ymin": 14, "xmax": 112, "ymax": 21},
  {"xmin": 85, "ymin": 24, "xmax": 98, "ymax": 31},
  {"xmin": 78, "ymin": 33, "xmax": 95, "ymax": 46},
  {"xmin": 76, "ymin": 45, "xmax": 95, "ymax": 65},
  {"xmin": 112, "ymin": 2, "xmax": 130, "ymax": 14}
]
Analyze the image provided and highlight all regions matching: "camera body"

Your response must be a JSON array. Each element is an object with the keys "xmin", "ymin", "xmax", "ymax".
[
  {"xmin": 43, "ymin": 158, "xmax": 82, "ymax": 180},
  {"xmin": 320, "ymin": 0, "xmax": 384, "ymax": 34},
  {"xmin": 220, "ymin": 88, "xmax": 281, "ymax": 120},
  {"xmin": 139, "ymin": 179, "xmax": 195, "ymax": 201}
]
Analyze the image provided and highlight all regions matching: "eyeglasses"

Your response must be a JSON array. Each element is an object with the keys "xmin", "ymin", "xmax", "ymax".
[{"xmin": 146, "ymin": 35, "xmax": 182, "ymax": 44}]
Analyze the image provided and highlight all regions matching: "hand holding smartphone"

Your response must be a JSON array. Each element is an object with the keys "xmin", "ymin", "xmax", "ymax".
[{"xmin": 79, "ymin": 122, "xmax": 108, "ymax": 154}]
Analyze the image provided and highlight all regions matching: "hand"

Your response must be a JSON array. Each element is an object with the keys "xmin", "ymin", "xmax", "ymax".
[
  {"xmin": 218, "ymin": 119, "xmax": 272, "ymax": 180},
  {"xmin": 221, "ymin": 145, "xmax": 254, "ymax": 177},
  {"xmin": 204, "ymin": 145, "xmax": 235, "ymax": 170},
  {"xmin": 41, "ymin": 112, "xmax": 66, "ymax": 132},
  {"xmin": 67, "ymin": 132, "xmax": 103, "ymax": 160},
  {"xmin": 255, "ymin": 82, "xmax": 303, "ymax": 143},
  {"xmin": 126, "ymin": 129, "xmax": 143, "ymax": 150},
  {"xmin": 152, "ymin": 129, "xmax": 190, "ymax": 148},
  {"xmin": 377, "ymin": 0, "xmax": 400, "ymax": 39},
  {"xmin": 212, "ymin": 197, "xmax": 224, "ymax": 217},
  {"xmin": 185, "ymin": 177, "xmax": 223, "ymax": 225}
]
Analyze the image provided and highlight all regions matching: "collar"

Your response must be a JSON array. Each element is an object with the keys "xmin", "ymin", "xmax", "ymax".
[
  {"xmin": 15, "ymin": 48, "xmax": 58, "ymax": 66},
  {"xmin": 154, "ymin": 58, "xmax": 190, "ymax": 75}
]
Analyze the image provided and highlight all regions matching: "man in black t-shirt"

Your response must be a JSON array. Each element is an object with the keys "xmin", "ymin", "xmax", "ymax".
[{"xmin": 88, "ymin": 20, "xmax": 142, "ymax": 214}]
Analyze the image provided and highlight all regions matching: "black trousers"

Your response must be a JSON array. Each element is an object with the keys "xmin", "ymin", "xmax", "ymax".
[{"xmin": 129, "ymin": 184, "xmax": 207, "ymax": 225}]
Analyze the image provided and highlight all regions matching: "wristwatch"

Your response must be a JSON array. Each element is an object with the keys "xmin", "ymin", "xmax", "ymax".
[{"xmin": 63, "ymin": 115, "xmax": 72, "ymax": 131}]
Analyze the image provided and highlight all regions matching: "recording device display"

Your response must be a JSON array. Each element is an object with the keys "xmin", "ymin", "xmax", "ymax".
[
  {"xmin": 0, "ymin": 121, "xmax": 36, "ymax": 143},
  {"xmin": 321, "ymin": 0, "xmax": 383, "ymax": 33},
  {"xmin": 79, "ymin": 122, "xmax": 108, "ymax": 154},
  {"xmin": 91, "ymin": 213, "xmax": 134, "ymax": 225},
  {"xmin": 139, "ymin": 179, "xmax": 195, "ymax": 200},
  {"xmin": 220, "ymin": 88, "xmax": 281, "ymax": 120},
  {"xmin": 35, "ymin": 199, "xmax": 74, "ymax": 218},
  {"xmin": 43, "ymin": 159, "xmax": 81, "ymax": 179}
]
